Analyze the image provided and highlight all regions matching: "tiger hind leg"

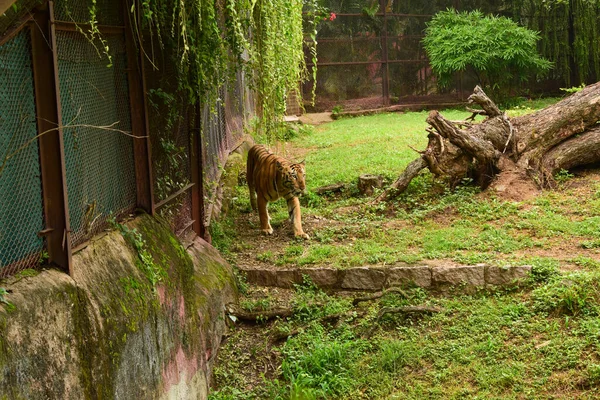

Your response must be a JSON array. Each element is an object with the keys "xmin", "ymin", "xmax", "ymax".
[{"xmin": 287, "ymin": 197, "xmax": 309, "ymax": 239}]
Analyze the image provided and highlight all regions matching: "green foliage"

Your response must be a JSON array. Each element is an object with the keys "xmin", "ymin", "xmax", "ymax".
[
  {"xmin": 554, "ymin": 168, "xmax": 574, "ymax": 184},
  {"xmin": 532, "ymin": 271, "xmax": 600, "ymax": 316},
  {"xmin": 133, "ymin": 0, "xmax": 310, "ymax": 140},
  {"xmin": 0, "ymin": 288, "xmax": 9, "ymax": 306},
  {"xmin": 561, "ymin": 83, "xmax": 586, "ymax": 94},
  {"xmin": 423, "ymin": 9, "xmax": 552, "ymax": 100},
  {"xmin": 510, "ymin": 0, "xmax": 600, "ymax": 87},
  {"xmin": 281, "ymin": 324, "xmax": 367, "ymax": 398},
  {"xmin": 112, "ymin": 221, "xmax": 166, "ymax": 288},
  {"xmin": 525, "ymin": 257, "xmax": 560, "ymax": 284}
]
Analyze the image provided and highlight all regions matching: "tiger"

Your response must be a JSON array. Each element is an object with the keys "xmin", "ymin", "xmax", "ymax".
[{"xmin": 246, "ymin": 144, "xmax": 310, "ymax": 239}]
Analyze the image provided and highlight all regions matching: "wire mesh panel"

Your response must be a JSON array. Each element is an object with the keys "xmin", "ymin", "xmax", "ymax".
[
  {"xmin": 302, "ymin": 0, "xmax": 466, "ymax": 111},
  {"xmin": 202, "ymin": 90, "xmax": 228, "ymax": 189},
  {"xmin": 143, "ymin": 37, "xmax": 194, "ymax": 236},
  {"xmin": 54, "ymin": 0, "xmax": 124, "ymax": 26},
  {"xmin": 0, "ymin": 28, "xmax": 46, "ymax": 277},
  {"xmin": 56, "ymin": 31, "xmax": 136, "ymax": 247}
]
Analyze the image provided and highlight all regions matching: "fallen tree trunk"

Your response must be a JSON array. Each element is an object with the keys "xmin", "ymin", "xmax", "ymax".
[{"xmin": 378, "ymin": 82, "xmax": 600, "ymax": 201}]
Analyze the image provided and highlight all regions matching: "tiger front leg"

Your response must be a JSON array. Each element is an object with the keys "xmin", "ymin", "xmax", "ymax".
[
  {"xmin": 287, "ymin": 197, "xmax": 309, "ymax": 240},
  {"xmin": 248, "ymin": 182, "xmax": 258, "ymax": 211},
  {"xmin": 257, "ymin": 196, "xmax": 273, "ymax": 235}
]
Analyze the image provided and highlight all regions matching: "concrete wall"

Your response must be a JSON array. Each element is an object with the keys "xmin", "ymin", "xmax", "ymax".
[{"xmin": 0, "ymin": 214, "xmax": 237, "ymax": 400}]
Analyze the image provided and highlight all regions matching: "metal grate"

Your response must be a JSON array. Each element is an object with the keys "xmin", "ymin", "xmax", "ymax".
[
  {"xmin": 56, "ymin": 30, "xmax": 136, "ymax": 247},
  {"xmin": 202, "ymin": 89, "xmax": 228, "ymax": 188},
  {"xmin": 0, "ymin": 28, "xmax": 46, "ymax": 278},
  {"xmin": 0, "ymin": 0, "xmax": 44, "ymax": 36},
  {"xmin": 54, "ymin": 0, "xmax": 124, "ymax": 26},
  {"xmin": 143, "ymin": 37, "xmax": 194, "ymax": 236}
]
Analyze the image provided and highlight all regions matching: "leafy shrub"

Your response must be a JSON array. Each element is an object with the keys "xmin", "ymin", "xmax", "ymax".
[
  {"xmin": 532, "ymin": 271, "xmax": 600, "ymax": 316},
  {"xmin": 423, "ymin": 9, "xmax": 552, "ymax": 101}
]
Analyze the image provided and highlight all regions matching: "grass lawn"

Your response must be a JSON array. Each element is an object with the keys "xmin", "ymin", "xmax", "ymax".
[
  {"xmin": 209, "ymin": 98, "xmax": 600, "ymax": 399},
  {"xmin": 212, "ymin": 97, "xmax": 600, "ymax": 271}
]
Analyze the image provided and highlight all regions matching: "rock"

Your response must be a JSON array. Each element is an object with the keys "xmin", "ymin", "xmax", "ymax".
[
  {"xmin": 357, "ymin": 174, "xmax": 383, "ymax": 196},
  {"xmin": 0, "ymin": 214, "xmax": 237, "ymax": 400},
  {"xmin": 302, "ymin": 268, "xmax": 341, "ymax": 288},
  {"xmin": 432, "ymin": 265, "xmax": 485, "ymax": 290},
  {"xmin": 486, "ymin": 265, "xmax": 531, "ymax": 286},
  {"xmin": 341, "ymin": 267, "xmax": 386, "ymax": 291},
  {"xmin": 387, "ymin": 266, "xmax": 432, "ymax": 288},
  {"xmin": 243, "ymin": 268, "xmax": 278, "ymax": 287},
  {"xmin": 275, "ymin": 269, "xmax": 301, "ymax": 288}
]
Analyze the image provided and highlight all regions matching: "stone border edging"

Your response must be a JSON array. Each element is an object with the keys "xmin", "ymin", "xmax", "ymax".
[{"xmin": 239, "ymin": 264, "xmax": 532, "ymax": 292}]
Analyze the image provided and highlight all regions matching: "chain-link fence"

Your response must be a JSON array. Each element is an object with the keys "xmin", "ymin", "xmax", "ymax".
[
  {"xmin": 305, "ymin": 0, "xmax": 596, "ymax": 112},
  {"xmin": 201, "ymin": 69, "xmax": 253, "ymax": 227},
  {"xmin": 143, "ymin": 35, "xmax": 195, "ymax": 237},
  {"xmin": 57, "ymin": 30, "xmax": 137, "ymax": 247},
  {"xmin": 0, "ymin": 0, "xmax": 254, "ymax": 277},
  {"xmin": 303, "ymin": 0, "xmax": 462, "ymax": 112},
  {"xmin": 0, "ymin": 28, "xmax": 46, "ymax": 278}
]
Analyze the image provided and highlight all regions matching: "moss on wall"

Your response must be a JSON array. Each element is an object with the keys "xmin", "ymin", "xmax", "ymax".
[{"xmin": 0, "ymin": 213, "xmax": 237, "ymax": 400}]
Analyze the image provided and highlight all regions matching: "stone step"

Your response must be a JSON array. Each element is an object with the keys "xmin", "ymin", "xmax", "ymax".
[{"xmin": 238, "ymin": 264, "xmax": 532, "ymax": 293}]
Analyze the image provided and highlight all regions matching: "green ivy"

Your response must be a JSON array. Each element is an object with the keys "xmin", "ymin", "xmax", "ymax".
[{"xmin": 129, "ymin": 0, "xmax": 314, "ymax": 141}]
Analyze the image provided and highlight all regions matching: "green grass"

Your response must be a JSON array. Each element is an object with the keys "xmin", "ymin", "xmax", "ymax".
[
  {"xmin": 212, "ymin": 100, "xmax": 600, "ymax": 271},
  {"xmin": 210, "ymin": 97, "xmax": 600, "ymax": 399},
  {"xmin": 211, "ymin": 272, "xmax": 600, "ymax": 399},
  {"xmin": 296, "ymin": 110, "xmax": 481, "ymax": 189}
]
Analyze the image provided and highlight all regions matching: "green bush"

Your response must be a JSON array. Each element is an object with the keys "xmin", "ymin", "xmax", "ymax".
[{"xmin": 423, "ymin": 9, "xmax": 552, "ymax": 101}]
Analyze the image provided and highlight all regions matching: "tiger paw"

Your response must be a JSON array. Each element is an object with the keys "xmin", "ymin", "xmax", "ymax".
[
  {"xmin": 296, "ymin": 233, "xmax": 310, "ymax": 240},
  {"xmin": 262, "ymin": 228, "xmax": 274, "ymax": 235}
]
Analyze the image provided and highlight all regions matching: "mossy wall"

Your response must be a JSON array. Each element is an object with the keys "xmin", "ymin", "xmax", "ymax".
[{"xmin": 0, "ymin": 214, "xmax": 237, "ymax": 400}]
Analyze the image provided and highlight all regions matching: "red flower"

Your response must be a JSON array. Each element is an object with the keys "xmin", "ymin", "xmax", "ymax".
[{"xmin": 329, "ymin": 12, "xmax": 336, "ymax": 21}]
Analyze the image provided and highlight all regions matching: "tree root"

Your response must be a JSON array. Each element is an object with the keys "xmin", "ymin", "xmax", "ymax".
[
  {"xmin": 376, "ymin": 306, "xmax": 441, "ymax": 321},
  {"xmin": 352, "ymin": 287, "xmax": 408, "ymax": 306}
]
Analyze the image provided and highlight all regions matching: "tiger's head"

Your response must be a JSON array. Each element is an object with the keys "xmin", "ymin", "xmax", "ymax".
[{"xmin": 277, "ymin": 160, "xmax": 306, "ymax": 197}]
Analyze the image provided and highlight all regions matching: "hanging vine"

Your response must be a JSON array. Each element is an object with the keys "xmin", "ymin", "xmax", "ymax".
[
  {"xmin": 128, "ymin": 0, "xmax": 318, "ymax": 141},
  {"xmin": 508, "ymin": 0, "xmax": 600, "ymax": 87}
]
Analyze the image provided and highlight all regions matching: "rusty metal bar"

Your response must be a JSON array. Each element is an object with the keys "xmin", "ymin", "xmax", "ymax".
[
  {"xmin": 53, "ymin": 20, "xmax": 125, "ymax": 34},
  {"xmin": 307, "ymin": 59, "xmax": 426, "ymax": 67},
  {"xmin": 30, "ymin": 2, "xmax": 72, "ymax": 273},
  {"xmin": 155, "ymin": 183, "xmax": 195, "ymax": 210},
  {"xmin": 123, "ymin": 0, "xmax": 155, "ymax": 215},
  {"xmin": 381, "ymin": 0, "xmax": 390, "ymax": 106},
  {"xmin": 306, "ymin": 34, "xmax": 424, "ymax": 43},
  {"xmin": 0, "ymin": 15, "xmax": 33, "ymax": 46},
  {"xmin": 302, "ymin": 12, "xmax": 432, "ymax": 17}
]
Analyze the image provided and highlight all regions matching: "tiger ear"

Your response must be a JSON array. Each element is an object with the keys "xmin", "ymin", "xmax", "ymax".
[{"xmin": 276, "ymin": 160, "xmax": 283, "ymax": 170}]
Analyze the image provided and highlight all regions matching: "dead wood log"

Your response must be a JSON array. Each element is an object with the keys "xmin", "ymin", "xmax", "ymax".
[
  {"xmin": 228, "ymin": 307, "xmax": 294, "ymax": 323},
  {"xmin": 378, "ymin": 82, "xmax": 600, "ymax": 200},
  {"xmin": 358, "ymin": 174, "xmax": 384, "ymax": 195},
  {"xmin": 374, "ymin": 158, "xmax": 427, "ymax": 202},
  {"xmin": 314, "ymin": 182, "xmax": 346, "ymax": 195}
]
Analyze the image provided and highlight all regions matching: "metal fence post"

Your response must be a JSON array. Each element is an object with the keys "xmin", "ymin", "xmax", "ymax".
[
  {"xmin": 30, "ymin": 2, "xmax": 72, "ymax": 272},
  {"xmin": 124, "ymin": 0, "xmax": 155, "ymax": 215},
  {"xmin": 381, "ymin": 0, "xmax": 390, "ymax": 106},
  {"xmin": 191, "ymin": 103, "xmax": 208, "ymax": 242}
]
